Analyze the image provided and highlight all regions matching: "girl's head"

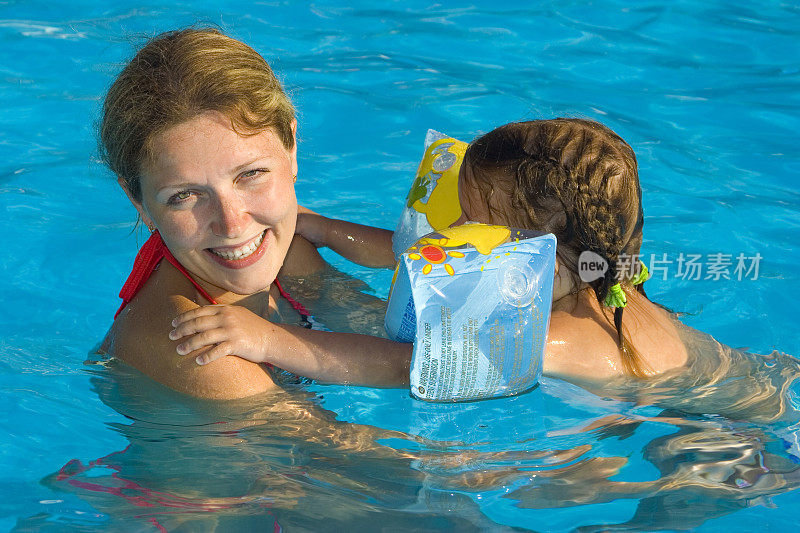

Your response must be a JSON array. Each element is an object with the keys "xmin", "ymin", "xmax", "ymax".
[
  {"xmin": 461, "ymin": 118, "xmax": 644, "ymax": 302},
  {"xmin": 461, "ymin": 118, "xmax": 648, "ymax": 374},
  {"xmin": 101, "ymin": 27, "xmax": 296, "ymax": 202}
]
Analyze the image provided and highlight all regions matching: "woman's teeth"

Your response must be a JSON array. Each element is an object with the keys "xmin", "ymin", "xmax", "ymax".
[{"xmin": 210, "ymin": 232, "xmax": 264, "ymax": 261}]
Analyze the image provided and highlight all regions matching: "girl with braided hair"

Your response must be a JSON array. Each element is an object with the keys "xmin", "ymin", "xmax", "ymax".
[
  {"xmin": 454, "ymin": 119, "xmax": 687, "ymax": 379},
  {"xmin": 291, "ymin": 118, "xmax": 688, "ymax": 383}
]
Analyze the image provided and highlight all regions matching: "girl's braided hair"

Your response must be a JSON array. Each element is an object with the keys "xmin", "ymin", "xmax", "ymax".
[{"xmin": 463, "ymin": 118, "xmax": 647, "ymax": 376}]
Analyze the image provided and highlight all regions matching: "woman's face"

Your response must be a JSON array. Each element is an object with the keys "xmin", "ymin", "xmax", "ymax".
[{"xmin": 129, "ymin": 111, "xmax": 298, "ymax": 296}]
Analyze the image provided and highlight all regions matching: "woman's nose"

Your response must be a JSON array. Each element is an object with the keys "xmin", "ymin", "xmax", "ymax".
[{"xmin": 211, "ymin": 193, "xmax": 248, "ymax": 238}]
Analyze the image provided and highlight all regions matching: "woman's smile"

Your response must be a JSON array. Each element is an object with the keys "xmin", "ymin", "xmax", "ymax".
[{"xmin": 205, "ymin": 229, "xmax": 269, "ymax": 269}]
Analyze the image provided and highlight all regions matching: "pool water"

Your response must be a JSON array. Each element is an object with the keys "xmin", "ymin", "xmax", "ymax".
[{"xmin": 1, "ymin": 1, "xmax": 799, "ymax": 531}]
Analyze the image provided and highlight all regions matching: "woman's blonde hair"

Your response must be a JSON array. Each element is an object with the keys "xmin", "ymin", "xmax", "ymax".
[
  {"xmin": 100, "ymin": 28, "xmax": 295, "ymax": 201},
  {"xmin": 464, "ymin": 118, "xmax": 648, "ymax": 375}
]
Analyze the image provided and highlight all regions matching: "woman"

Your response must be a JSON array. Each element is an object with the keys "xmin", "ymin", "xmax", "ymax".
[{"xmin": 99, "ymin": 28, "xmax": 410, "ymax": 399}]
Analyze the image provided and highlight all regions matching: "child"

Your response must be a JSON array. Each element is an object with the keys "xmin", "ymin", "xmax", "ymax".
[{"xmin": 171, "ymin": 119, "xmax": 688, "ymax": 383}]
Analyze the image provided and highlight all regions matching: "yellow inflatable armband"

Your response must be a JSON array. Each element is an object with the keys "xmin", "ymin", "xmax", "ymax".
[{"xmin": 392, "ymin": 130, "xmax": 467, "ymax": 258}]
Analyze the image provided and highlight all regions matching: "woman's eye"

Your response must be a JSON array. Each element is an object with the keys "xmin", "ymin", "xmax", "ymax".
[
  {"xmin": 239, "ymin": 168, "xmax": 267, "ymax": 180},
  {"xmin": 167, "ymin": 191, "xmax": 195, "ymax": 205}
]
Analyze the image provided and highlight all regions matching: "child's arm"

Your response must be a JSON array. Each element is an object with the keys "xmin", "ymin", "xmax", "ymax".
[
  {"xmin": 169, "ymin": 304, "xmax": 411, "ymax": 387},
  {"xmin": 296, "ymin": 206, "xmax": 395, "ymax": 269}
]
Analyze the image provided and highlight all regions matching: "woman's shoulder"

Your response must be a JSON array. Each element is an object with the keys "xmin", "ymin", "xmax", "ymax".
[
  {"xmin": 279, "ymin": 234, "xmax": 328, "ymax": 276},
  {"xmin": 105, "ymin": 262, "xmax": 276, "ymax": 399}
]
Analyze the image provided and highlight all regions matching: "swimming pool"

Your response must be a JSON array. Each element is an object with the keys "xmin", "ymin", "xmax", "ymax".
[{"xmin": 2, "ymin": 1, "xmax": 799, "ymax": 530}]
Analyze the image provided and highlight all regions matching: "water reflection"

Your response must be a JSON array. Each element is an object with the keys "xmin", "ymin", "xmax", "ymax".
[
  {"xmin": 33, "ymin": 361, "xmax": 518, "ymax": 531},
  {"xmin": 507, "ymin": 413, "xmax": 800, "ymax": 531},
  {"xmin": 28, "ymin": 328, "xmax": 800, "ymax": 531}
]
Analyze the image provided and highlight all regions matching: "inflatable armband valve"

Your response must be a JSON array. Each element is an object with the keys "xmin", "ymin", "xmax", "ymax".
[
  {"xmin": 392, "ymin": 130, "xmax": 467, "ymax": 259},
  {"xmin": 385, "ymin": 223, "xmax": 557, "ymax": 402}
]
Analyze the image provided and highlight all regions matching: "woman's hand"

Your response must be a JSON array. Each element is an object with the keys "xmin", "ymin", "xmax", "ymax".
[{"xmin": 169, "ymin": 305, "xmax": 273, "ymax": 366}]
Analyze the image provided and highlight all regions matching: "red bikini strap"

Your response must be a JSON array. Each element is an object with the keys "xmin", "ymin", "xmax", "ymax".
[
  {"xmin": 160, "ymin": 244, "xmax": 219, "ymax": 305},
  {"xmin": 115, "ymin": 232, "xmax": 218, "ymax": 319},
  {"xmin": 274, "ymin": 279, "xmax": 311, "ymax": 317},
  {"xmin": 115, "ymin": 232, "xmax": 167, "ymax": 319}
]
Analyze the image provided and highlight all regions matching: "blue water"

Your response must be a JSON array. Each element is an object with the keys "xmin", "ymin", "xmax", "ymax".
[{"xmin": 1, "ymin": 1, "xmax": 799, "ymax": 531}]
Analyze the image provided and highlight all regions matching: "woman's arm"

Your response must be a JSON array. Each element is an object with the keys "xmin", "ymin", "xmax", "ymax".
[
  {"xmin": 296, "ymin": 207, "xmax": 396, "ymax": 269},
  {"xmin": 170, "ymin": 304, "xmax": 412, "ymax": 387}
]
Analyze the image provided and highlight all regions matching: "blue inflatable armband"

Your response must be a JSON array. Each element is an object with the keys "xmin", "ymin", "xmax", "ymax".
[{"xmin": 385, "ymin": 223, "xmax": 557, "ymax": 402}]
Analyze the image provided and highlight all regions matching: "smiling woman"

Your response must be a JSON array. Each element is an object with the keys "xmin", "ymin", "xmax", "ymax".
[
  {"xmin": 99, "ymin": 28, "xmax": 412, "ymax": 399},
  {"xmin": 130, "ymin": 111, "xmax": 298, "ymax": 297}
]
